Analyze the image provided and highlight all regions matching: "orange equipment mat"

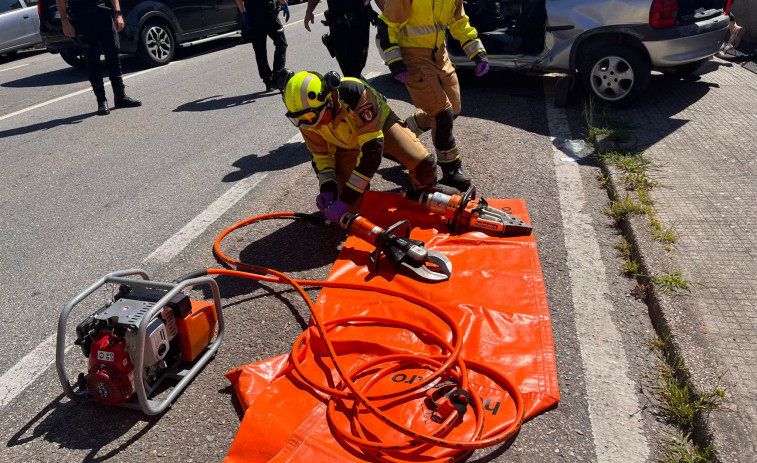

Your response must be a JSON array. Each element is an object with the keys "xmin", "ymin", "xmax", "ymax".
[{"xmin": 224, "ymin": 191, "xmax": 559, "ymax": 462}]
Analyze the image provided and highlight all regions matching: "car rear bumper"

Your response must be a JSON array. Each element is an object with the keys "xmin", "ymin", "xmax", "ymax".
[{"xmin": 643, "ymin": 15, "xmax": 730, "ymax": 67}]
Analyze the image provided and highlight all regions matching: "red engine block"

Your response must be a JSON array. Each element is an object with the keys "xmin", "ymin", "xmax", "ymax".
[{"xmin": 86, "ymin": 330, "xmax": 136, "ymax": 405}]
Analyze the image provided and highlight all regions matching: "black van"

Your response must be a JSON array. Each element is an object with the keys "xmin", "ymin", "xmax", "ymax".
[{"xmin": 38, "ymin": 0, "xmax": 242, "ymax": 68}]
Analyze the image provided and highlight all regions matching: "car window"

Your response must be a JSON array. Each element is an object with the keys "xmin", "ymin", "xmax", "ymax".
[
  {"xmin": 25, "ymin": 0, "xmax": 38, "ymax": 6},
  {"xmin": 0, "ymin": 0, "xmax": 23, "ymax": 14}
]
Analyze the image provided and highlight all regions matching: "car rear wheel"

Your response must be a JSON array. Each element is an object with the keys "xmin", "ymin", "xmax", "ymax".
[
  {"xmin": 60, "ymin": 49, "xmax": 87, "ymax": 69},
  {"xmin": 138, "ymin": 22, "xmax": 175, "ymax": 67},
  {"xmin": 580, "ymin": 45, "xmax": 651, "ymax": 108}
]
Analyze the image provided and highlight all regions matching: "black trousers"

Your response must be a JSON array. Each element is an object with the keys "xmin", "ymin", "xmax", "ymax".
[
  {"xmin": 329, "ymin": 18, "xmax": 370, "ymax": 78},
  {"xmin": 250, "ymin": 13, "xmax": 288, "ymax": 84},
  {"xmin": 71, "ymin": 7, "xmax": 123, "ymax": 101}
]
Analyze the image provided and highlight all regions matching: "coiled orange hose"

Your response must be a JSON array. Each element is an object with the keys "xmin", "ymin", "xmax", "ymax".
[{"xmin": 210, "ymin": 212, "xmax": 525, "ymax": 462}]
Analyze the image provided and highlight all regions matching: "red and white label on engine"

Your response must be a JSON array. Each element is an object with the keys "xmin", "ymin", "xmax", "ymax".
[{"xmin": 97, "ymin": 351, "xmax": 115, "ymax": 362}]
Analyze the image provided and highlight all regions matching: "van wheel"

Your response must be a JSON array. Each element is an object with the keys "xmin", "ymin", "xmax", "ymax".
[
  {"xmin": 138, "ymin": 22, "xmax": 175, "ymax": 67},
  {"xmin": 580, "ymin": 45, "xmax": 650, "ymax": 108},
  {"xmin": 60, "ymin": 49, "xmax": 87, "ymax": 69}
]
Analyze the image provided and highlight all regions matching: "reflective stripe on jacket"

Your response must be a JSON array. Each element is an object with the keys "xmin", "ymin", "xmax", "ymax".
[
  {"xmin": 301, "ymin": 78, "xmax": 392, "ymax": 205},
  {"xmin": 378, "ymin": 0, "xmax": 485, "ymax": 62}
]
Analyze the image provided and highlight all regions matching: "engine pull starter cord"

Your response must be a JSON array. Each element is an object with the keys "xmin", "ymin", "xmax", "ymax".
[{"xmin": 191, "ymin": 211, "xmax": 525, "ymax": 462}]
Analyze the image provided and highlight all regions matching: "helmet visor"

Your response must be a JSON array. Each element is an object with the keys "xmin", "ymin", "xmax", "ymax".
[{"xmin": 286, "ymin": 102, "xmax": 328, "ymax": 128}]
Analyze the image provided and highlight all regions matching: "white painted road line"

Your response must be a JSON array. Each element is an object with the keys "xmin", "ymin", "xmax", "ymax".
[
  {"xmin": 144, "ymin": 171, "xmax": 268, "ymax": 264},
  {"xmin": 0, "ymin": 335, "xmax": 56, "ymax": 408},
  {"xmin": 0, "ymin": 134, "xmax": 303, "ymax": 410},
  {"xmin": 0, "ymin": 13, "xmax": 321, "ymax": 123},
  {"xmin": 0, "ymin": 67, "xmax": 161, "ymax": 122},
  {"xmin": 0, "ymin": 64, "xmax": 29, "ymax": 73},
  {"xmin": 543, "ymin": 82, "xmax": 649, "ymax": 462}
]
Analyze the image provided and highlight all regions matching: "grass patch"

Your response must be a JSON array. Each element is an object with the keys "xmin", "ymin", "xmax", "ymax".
[
  {"xmin": 606, "ymin": 193, "xmax": 654, "ymax": 223},
  {"xmin": 662, "ymin": 433, "xmax": 716, "ymax": 463},
  {"xmin": 622, "ymin": 260, "xmax": 640, "ymax": 277},
  {"xmin": 651, "ymin": 336, "xmax": 726, "ymax": 462},
  {"xmin": 651, "ymin": 218, "xmax": 679, "ymax": 250},
  {"xmin": 583, "ymin": 98, "xmax": 630, "ymax": 143},
  {"xmin": 653, "ymin": 271, "xmax": 690, "ymax": 293}
]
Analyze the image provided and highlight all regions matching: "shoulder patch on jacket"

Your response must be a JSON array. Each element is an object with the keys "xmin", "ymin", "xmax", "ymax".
[{"xmin": 357, "ymin": 104, "xmax": 376, "ymax": 123}]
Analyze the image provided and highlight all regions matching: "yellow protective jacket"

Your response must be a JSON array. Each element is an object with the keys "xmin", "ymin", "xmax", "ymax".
[
  {"xmin": 300, "ymin": 77, "xmax": 392, "ymax": 205},
  {"xmin": 377, "ymin": 0, "xmax": 486, "ymax": 74}
]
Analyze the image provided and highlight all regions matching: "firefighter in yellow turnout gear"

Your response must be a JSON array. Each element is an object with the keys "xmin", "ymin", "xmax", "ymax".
[
  {"xmin": 282, "ymin": 70, "xmax": 440, "ymax": 223},
  {"xmin": 376, "ymin": 0, "xmax": 489, "ymax": 191}
]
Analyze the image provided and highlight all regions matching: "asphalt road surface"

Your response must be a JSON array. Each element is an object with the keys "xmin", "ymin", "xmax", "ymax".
[{"xmin": 1, "ymin": 6, "xmax": 677, "ymax": 462}]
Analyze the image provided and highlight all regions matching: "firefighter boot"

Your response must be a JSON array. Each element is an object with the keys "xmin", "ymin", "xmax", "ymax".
[
  {"xmin": 113, "ymin": 83, "xmax": 142, "ymax": 109},
  {"xmin": 439, "ymin": 158, "xmax": 472, "ymax": 191}
]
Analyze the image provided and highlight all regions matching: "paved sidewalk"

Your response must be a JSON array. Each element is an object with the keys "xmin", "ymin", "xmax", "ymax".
[{"xmin": 597, "ymin": 57, "xmax": 757, "ymax": 462}]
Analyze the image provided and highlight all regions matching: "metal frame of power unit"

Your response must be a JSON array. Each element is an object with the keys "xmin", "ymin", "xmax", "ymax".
[{"xmin": 56, "ymin": 269, "xmax": 225, "ymax": 415}]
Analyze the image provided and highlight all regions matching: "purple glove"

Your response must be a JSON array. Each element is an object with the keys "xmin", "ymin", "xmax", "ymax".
[
  {"xmin": 325, "ymin": 199, "xmax": 349, "ymax": 223},
  {"xmin": 316, "ymin": 191, "xmax": 335, "ymax": 212},
  {"xmin": 475, "ymin": 61, "xmax": 489, "ymax": 77},
  {"xmin": 394, "ymin": 71, "xmax": 408, "ymax": 84}
]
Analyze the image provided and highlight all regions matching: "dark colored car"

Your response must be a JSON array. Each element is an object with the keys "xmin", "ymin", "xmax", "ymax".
[{"xmin": 38, "ymin": 0, "xmax": 243, "ymax": 68}]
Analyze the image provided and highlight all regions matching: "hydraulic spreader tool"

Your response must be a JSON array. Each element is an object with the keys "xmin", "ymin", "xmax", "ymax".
[
  {"xmin": 337, "ymin": 212, "xmax": 453, "ymax": 282},
  {"xmin": 404, "ymin": 187, "xmax": 533, "ymax": 236}
]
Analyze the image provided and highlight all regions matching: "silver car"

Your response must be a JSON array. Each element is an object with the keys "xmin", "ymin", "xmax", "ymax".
[
  {"xmin": 0, "ymin": 0, "xmax": 42, "ymax": 56},
  {"xmin": 448, "ymin": 0, "xmax": 730, "ymax": 106}
]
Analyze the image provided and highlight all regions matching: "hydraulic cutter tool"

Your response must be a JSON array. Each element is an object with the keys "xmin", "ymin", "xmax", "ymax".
[
  {"xmin": 337, "ymin": 212, "xmax": 452, "ymax": 282},
  {"xmin": 404, "ymin": 187, "xmax": 533, "ymax": 236}
]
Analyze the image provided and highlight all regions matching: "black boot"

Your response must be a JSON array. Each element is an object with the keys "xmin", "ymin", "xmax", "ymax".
[
  {"xmin": 97, "ymin": 99, "xmax": 110, "ymax": 116},
  {"xmin": 114, "ymin": 94, "xmax": 142, "ymax": 108},
  {"xmin": 439, "ymin": 159, "xmax": 473, "ymax": 191},
  {"xmin": 113, "ymin": 84, "xmax": 142, "ymax": 108}
]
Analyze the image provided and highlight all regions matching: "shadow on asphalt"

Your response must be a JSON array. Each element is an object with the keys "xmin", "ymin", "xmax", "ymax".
[
  {"xmin": 173, "ymin": 90, "xmax": 279, "ymax": 113},
  {"xmin": 368, "ymin": 58, "xmax": 724, "ymax": 153},
  {"xmin": 222, "ymin": 141, "xmax": 311, "ymax": 181},
  {"xmin": 1, "ymin": 36, "xmax": 246, "ymax": 89},
  {"xmin": 6, "ymin": 394, "xmax": 158, "ymax": 462},
  {"xmin": 0, "ymin": 112, "xmax": 95, "ymax": 138}
]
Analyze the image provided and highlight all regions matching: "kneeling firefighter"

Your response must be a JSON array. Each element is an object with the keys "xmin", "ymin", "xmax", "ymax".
[
  {"xmin": 281, "ymin": 70, "xmax": 444, "ymax": 222},
  {"xmin": 377, "ymin": 0, "xmax": 490, "ymax": 191}
]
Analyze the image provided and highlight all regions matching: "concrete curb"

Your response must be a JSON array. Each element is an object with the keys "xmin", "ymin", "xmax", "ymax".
[{"xmin": 592, "ymin": 134, "xmax": 754, "ymax": 463}]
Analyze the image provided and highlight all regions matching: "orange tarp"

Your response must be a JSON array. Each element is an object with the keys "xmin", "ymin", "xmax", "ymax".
[{"xmin": 224, "ymin": 191, "xmax": 559, "ymax": 462}]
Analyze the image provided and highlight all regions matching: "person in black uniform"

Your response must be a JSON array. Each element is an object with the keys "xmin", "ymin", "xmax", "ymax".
[
  {"xmin": 303, "ymin": 0, "xmax": 376, "ymax": 78},
  {"xmin": 56, "ymin": 0, "xmax": 141, "ymax": 115},
  {"xmin": 236, "ymin": 0, "xmax": 290, "ymax": 92}
]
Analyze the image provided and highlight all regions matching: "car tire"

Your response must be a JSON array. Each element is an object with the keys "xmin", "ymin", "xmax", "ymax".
[
  {"xmin": 60, "ymin": 49, "xmax": 87, "ymax": 69},
  {"xmin": 580, "ymin": 44, "xmax": 651, "ymax": 108},
  {"xmin": 138, "ymin": 21, "xmax": 175, "ymax": 67}
]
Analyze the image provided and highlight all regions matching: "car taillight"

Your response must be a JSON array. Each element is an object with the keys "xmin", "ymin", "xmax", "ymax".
[
  {"xmin": 37, "ymin": 0, "xmax": 41, "ymax": 19},
  {"xmin": 650, "ymin": 0, "xmax": 678, "ymax": 28}
]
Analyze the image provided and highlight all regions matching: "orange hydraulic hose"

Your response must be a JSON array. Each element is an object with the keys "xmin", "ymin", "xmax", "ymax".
[{"xmin": 210, "ymin": 212, "xmax": 525, "ymax": 461}]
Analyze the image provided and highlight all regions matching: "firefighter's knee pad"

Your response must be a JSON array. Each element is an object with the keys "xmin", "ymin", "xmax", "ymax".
[{"xmin": 411, "ymin": 155, "xmax": 437, "ymax": 188}]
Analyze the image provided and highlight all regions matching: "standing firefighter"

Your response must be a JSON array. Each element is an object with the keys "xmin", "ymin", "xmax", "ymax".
[
  {"xmin": 304, "ymin": 0, "xmax": 377, "ymax": 78},
  {"xmin": 377, "ymin": 0, "xmax": 489, "ymax": 191},
  {"xmin": 281, "ymin": 70, "xmax": 442, "ymax": 222},
  {"xmin": 56, "ymin": 0, "xmax": 141, "ymax": 115},
  {"xmin": 236, "ymin": 0, "xmax": 290, "ymax": 92}
]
